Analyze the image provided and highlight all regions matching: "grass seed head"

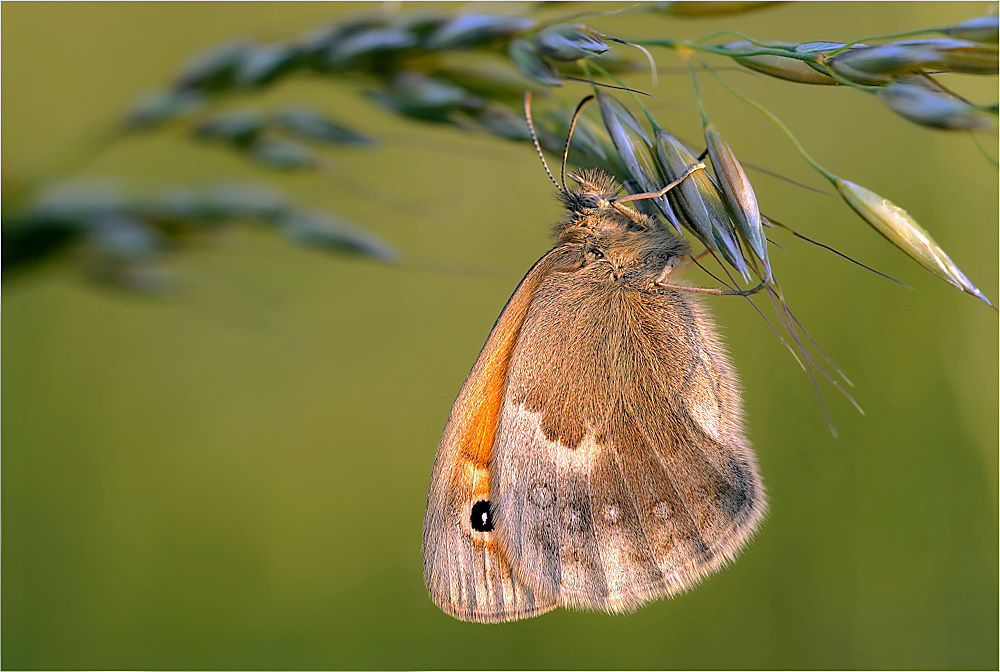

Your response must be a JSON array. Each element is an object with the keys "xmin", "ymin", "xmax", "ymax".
[
  {"xmin": 277, "ymin": 211, "xmax": 397, "ymax": 262},
  {"xmin": 833, "ymin": 38, "xmax": 998, "ymax": 78},
  {"xmin": 655, "ymin": 130, "xmax": 751, "ymax": 281},
  {"xmin": 248, "ymin": 137, "xmax": 318, "ymax": 170},
  {"xmin": 272, "ymin": 108, "xmax": 375, "ymax": 146},
  {"xmin": 326, "ymin": 27, "xmax": 418, "ymax": 69},
  {"xmin": 427, "ymin": 14, "xmax": 535, "ymax": 50},
  {"xmin": 704, "ymin": 123, "xmax": 770, "ymax": 278},
  {"xmin": 724, "ymin": 41, "xmax": 839, "ymax": 85},
  {"xmin": 598, "ymin": 94, "xmax": 683, "ymax": 231},
  {"xmin": 237, "ymin": 44, "xmax": 300, "ymax": 87},
  {"xmin": 942, "ymin": 15, "xmax": 1000, "ymax": 44},
  {"xmin": 193, "ymin": 111, "xmax": 267, "ymax": 147},
  {"xmin": 176, "ymin": 40, "xmax": 254, "ymax": 92},
  {"xmin": 534, "ymin": 24, "xmax": 611, "ymax": 61},
  {"xmin": 878, "ymin": 82, "xmax": 993, "ymax": 130},
  {"xmin": 125, "ymin": 90, "xmax": 204, "ymax": 129},
  {"xmin": 794, "ymin": 41, "xmax": 894, "ymax": 84},
  {"xmin": 508, "ymin": 38, "xmax": 563, "ymax": 86},
  {"xmin": 836, "ymin": 179, "xmax": 993, "ymax": 306}
]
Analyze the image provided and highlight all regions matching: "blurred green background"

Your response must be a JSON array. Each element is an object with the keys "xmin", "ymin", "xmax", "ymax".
[{"xmin": 3, "ymin": 2, "xmax": 997, "ymax": 669}]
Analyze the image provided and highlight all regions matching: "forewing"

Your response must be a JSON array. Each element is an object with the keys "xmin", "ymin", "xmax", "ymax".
[
  {"xmin": 422, "ymin": 249, "xmax": 578, "ymax": 623},
  {"xmin": 491, "ymin": 275, "xmax": 766, "ymax": 613}
]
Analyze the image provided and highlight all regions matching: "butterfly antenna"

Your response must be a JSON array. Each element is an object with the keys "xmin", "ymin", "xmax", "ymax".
[
  {"xmin": 561, "ymin": 95, "xmax": 595, "ymax": 192},
  {"xmin": 523, "ymin": 91, "xmax": 563, "ymax": 194}
]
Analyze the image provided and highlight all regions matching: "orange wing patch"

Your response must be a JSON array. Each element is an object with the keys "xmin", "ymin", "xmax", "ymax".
[{"xmin": 423, "ymin": 249, "xmax": 573, "ymax": 622}]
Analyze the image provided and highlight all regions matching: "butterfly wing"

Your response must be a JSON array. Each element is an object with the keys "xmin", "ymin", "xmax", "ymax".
[
  {"xmin": 490, "ymin": 272, "xmax": 766, "ymax": 613},
  {"xmin": 422, "ymin": 249, "xmax": 579, "ymax": 623}
]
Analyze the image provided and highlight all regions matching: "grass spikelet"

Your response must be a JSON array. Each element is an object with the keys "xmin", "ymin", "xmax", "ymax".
[
  {"xmin": 836, "ymin": 178, "xmax": 994, "ymax": 307},
  {"xmin": 508, "ymin": 38, "xmax": 563, "ymax": 86},
  {"xmin": 654, "ymin": 129, "xmax": 751, "ymax": 282},
  {"xmin": 704, "ymin": 122, "xmax": 770, "ymax": 278},
  {"xmin": 427, "ymin": 14, "xmax": 535, "ymax": 50},
  {"xmin": 597, "ymin": 93, "xmax": 684, "ymax": 231},
  {"xmin": 941, "ymin": 15, "xmax": 1000, "ymax": 43},
  {"xmin": 535, "ymin": 24, "xmax": 610, "ymax": 61},
  {"xmin": 723, "ymin": 40, "xmax": 840, "ymax": 85},
  {"xmin": 877, "ymin": 81, "xmax": 993, "ymax": 130}
]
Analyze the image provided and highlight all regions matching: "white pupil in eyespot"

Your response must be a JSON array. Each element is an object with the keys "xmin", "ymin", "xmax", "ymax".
[{"xmin": 470, "ymin": 500, "xmax": 494, "ymax": 532}]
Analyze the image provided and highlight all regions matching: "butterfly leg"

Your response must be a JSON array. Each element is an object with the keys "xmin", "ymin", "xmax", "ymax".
[
  {"xmin": 655, "ymin": 256, "xmax": 767, "ymax": 296},
  {"xmin": 654, "ymin": 257, "xmax": 682, "ymax": 287}
]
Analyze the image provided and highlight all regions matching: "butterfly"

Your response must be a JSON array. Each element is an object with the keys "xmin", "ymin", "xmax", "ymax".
[{"xmin": 422, "ymin": 95, "xmax": 766, "ymax": 623}]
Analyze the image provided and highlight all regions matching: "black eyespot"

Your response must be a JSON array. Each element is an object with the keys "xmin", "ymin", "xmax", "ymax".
[{"xmin": 470, "ymin": 500, "xmax": 495, "ymax": 533}]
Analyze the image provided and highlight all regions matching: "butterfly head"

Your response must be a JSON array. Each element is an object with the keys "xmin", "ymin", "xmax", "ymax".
[
  {"xmin": 554, "ymin": 169, "xmax": 689, "ymax": 285},
  {"xmin": 559, "ymin": 169, "xmax": 622, "ymax": 211}
]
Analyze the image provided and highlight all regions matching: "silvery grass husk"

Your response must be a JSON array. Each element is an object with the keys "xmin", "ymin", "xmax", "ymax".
[
  {"xmin": 508, "ymin": 38, "xmax": 563, "ymax": 86},
  {"xmin": 795, "ymin": 40, "xmax": 861, "ymax": 61},
  {"xmin": 237, "ymin": 43, "xmax": 301, "ymax": 87},
  {"xmin": 878, "ymin": 81, "xmax": 994, "ymax": 130},
  {"xmin": 942, "ymin": 15, "xmax": 1000, "ymax": 43},
  {"xmin": 829, "ymin": 43, "xmax": 937, "ymax": 83},
  {"xmin": 426, "ymin": 14, "xmax": 536, "ymax": 50},
  {"xmin": 190, "ymin": 107, "xmax": 374, "ymax": 170},
  {"xmin": 272, "ymin": 108, "xmax": 375, "ymax": 146},
  {"xmin": 597, "ymin": 94, "xmax": 684, "ymax": 231},
  {"xmin": 468, "ymin": 103, "xmax": 534, "ymax": 141},
  {"xmin": 248, "ymin": 137, "xmax": 318, "ymax": 170},
  {"xmin": 192, "ymin": 112, "xmax": 323, "ymax": 169},
  {"xmin": 915, "ymin": 37, "xmax": 999, "ymax": 73},
  {"xmin": 176, "ymin": 39, "xmax": 253, "ymax": 92},
  {"xmin": 794, "ymin": 41, "xmax": 898, "ymax": 85},
  {"xmin": 365, "ymin": 72, "xmax": 480, "ymax": 123},
  {"xmin": 654, "ymin": 129, "xmax": 751, "ymax": 281},
  {"xmin": 4, "ymin": 182, "xmax": 397, "ymax": 292},
  {"xmin": 127, "ymin": 90, "xmax": 205, "ymax": 129},
  {"xmin": 596, "ymin": 94, "xmax": 754, "ymax": 282},
  {"xmin": 836, "ymin": 179, "xmax": 993, "ymax": 307},
  {"xmin": 534, "ymin": 24, "xmax": 610, "ymax": 61},
  {"xmin": 92, "ymin": 213, "xmax": 161, "ymax": 260},
  {"xmin": 704, "ymin": 123, "xmax": 770, "ymax": 278},
  {"xmin": 276, "ymin": 210, "xmax": 397, "ymax": 262},
  {"xmin": 831, "ymin": 38, "xmax": 999, "ymax": 78},
  {"xmin": 431, "ymin": 54, "xmax": 545, "ymax": 103},
  {"xmin": 193, "ymin": 111, "xmax": 265, "ymax": 147},
  {"xmin": 326, "ymin": 27, "xmax": 418, "ymax": 68},
  {"xmin": 723, "ymin": 40, "xmax": 840, "ymax": 85},
  {"xmin": 123, "ymin": 8, "xmax": 639, "ymax": 143}
]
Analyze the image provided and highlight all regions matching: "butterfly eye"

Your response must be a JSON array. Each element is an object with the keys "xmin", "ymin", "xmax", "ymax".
[{"xmin": 470, "ymin": 500, "xmax": 495, "ymax": 532}]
